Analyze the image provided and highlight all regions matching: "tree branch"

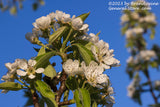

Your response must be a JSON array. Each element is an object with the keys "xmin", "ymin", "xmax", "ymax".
[
  {"xmin": 58, "ymin": 99, "xmax": 75, "ymax": 106},
  {"xmin": 145, "ymin": 69, "xmax": 158, "ymax": 104},
  {"xmin": 32, "ymin": 91, "xmax": 39, "ymax": 107},
  {"xmin": 55, "ymin": 70, "xmax": 67, "ymax": 103}
]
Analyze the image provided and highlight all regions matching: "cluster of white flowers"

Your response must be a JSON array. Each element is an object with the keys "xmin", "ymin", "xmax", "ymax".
[
  {"xmin": 26, "ymin": 10, "xmax": 90, "ymax": 43},
  {"xmin": 139, "ymin": 14, "xmax": 156, "ymax": 24},
  {"xmin": 127, "ymin": 75, "xmax": 140, "ymax": 98},
  {"xmin": 62, "ymin": 59, "xmax": 83, "ymax": 76},
  {"xmin": 137, "ymin": 50, "xmax": 156, "ymax": 61},
  {"xmin": 2, "ymin": 59, "xmax": 44, "ymax": 80},
  {"xmin": 63, "ymin": 60, "xmax": 109, "ymax": 88},
  {"xmin": 125, "ymin": 27, "xmax": 144, "ymax": 39},
  {"xmin": 1, "ymin": 59, "xmax": 44, "ymax": 93},
  {"xmin": 77, "ymin": 32, "xmax": 120, "ymax": 70},
  {"xmin": 63, "ymin": 59, "xmax": 115, "ymax": 104},
  {"xmin": 127, "ymin": 50, "xmax": 156, "ymax": 64},
  {"xmin": 16, "ymin": 59, "xmax": 44, "ymax": 79},
  {"xmin": 91, "ymin": 40, "xmax": 120, "ymax": 69}
]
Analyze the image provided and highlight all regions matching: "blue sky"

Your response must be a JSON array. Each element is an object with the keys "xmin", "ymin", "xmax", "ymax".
[{"xmin": 0, "ymin": 0, "xmax": 160, "ymax": 107}]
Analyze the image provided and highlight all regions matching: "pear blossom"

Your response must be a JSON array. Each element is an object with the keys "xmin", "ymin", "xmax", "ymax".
[
  {"xmin": 1, "ymin": 60, "xmax": 19, "ymax": 82},
  {"xmin": 62, "ymin": 59, "xmax": 83, "ymax": 76},
  {"xmin": 25, "ymin": 32, "xmax": 38, "ymax": 44},
  {"xmin": 16, "ymin": 59, "xmax": 44, "ymax": 79},
  {"xmin": 91, "ymin": 40, "xmax": 120, "ymax": 69},
  {"xmin": 71, "ymin": 17, "xmax": 89, "ymax": 32},
  {"xmin": 127, "ymin": 56, "xmax": 138, "ymax": 64},
  {"xmin": 155, "ymin": 80, "xmax": 160, "ymax": 88},
  {"xmin": 131, "ymin": 12, "xmax": 139, "ymax": 20},
  {"xmin": 144, "ymin": 14, "xmax": 156, "ymax": 23},
  {"xmin": 137, "ymin": 50, "xmax": 156, "ymax": 61},
  {"xmin": 47, "ymin": 12, "xmax": 56, "ymax": 22},
  {"xmin": 127, "ymin": 84, "xmax": 136, "ymax": 98},
  {"xmin": 88, "ymin": 33, "xmax": 99, "ymax": 43},
  {"xmin": 55, "ymin": 10, "xmax": 71, "ymax": 23},
  {"xmin": 108, "ymin": 87, "xmax": 114, "ymax": 95},
  {"xmin": 106, "ymin": 96, "xmax": 115, "ymax": 104},
  {"xmin": 127, "ymin": 75, "xmax": 140, "ymax": 98},
  {"xmin": 33, "ymin": 16, "xmax": 51, "ymax": 30},
  {"xmin": 82, "ymin": 61, "xmax": 109, "ymax": 88},
  {"xmin": 125, "ymin": 29, "xmax": 133, "ymax": 39},
  {"xmin": 132, "ymin": 27, "xmax": 144, "ymax": 34},
  {"xmin": 121, "ymin": 14, "xmax": 129, "ymax": 24},
  {"xmin": 32, "ymin": 28, "xmax": 43, "ymax": 37}
]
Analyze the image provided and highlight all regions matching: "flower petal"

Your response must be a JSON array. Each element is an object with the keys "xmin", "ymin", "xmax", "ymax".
[
  {"xmin": 28, "ymin": 59, "xmax": 37, "ymax": 67},
  {"xmin": 28, "ymin": 74, "xmax": 36, "ymax": 79},
  {"xmin": 35, "ymin": 68, "xmax": 44, "ymax": 73},
  {"xmin": 16, "ymin": 59, "xmax": 28, "ymax": 70},
  {"xmin": 17, "ymin": 70, "xmax": 27, "ymax": 76}
]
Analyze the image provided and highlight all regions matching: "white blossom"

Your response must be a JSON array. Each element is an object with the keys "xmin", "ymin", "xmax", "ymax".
[
  {"xmin": 127, "ymin": 56, "xmax": 138, "ymax": 64},
  {"xmin": 144, "ymin": 14, "xmax": 156, "ymax": 23},
  {"xmin": 71, "ymin": 17, "xmax": 83, "ymax": 29},
  {"xmin": 47, "ymin": 12, "xmax": 56, "ymax": 22},
  {"xmin": 155, "ymin": 80, "xmax": 160, "ymax": 88},
  {"xmin": 91, "ymin": 40, "xmax": 120, "ymax": 69},
  {"xmin": 131, "ymin": 12, "xmax": 139, "ymax": 20},
  {"xmin": 83, "ymin": 61, "xmax": 109, "ymax": 88},
  {"xmin": 106, "ymin": 96, "xmax": 115, "ymax": 104},
  {"xmin": 16, "ymin": 59, "xmax": 44, "ymax": 79},
  {"xmin": 137, "ymin": 50, "xmax": 156, "ymax": 61},
  {"xmin": 121, "ymin": 14, "xmax": 129, "ymax": 24},
  {"xmin": 88, "ymin": 33, "xmax": 99, "ymax": 43},
  {"xmin": 25, "ymin": 32, "xmax": 37, "ymax": 44},
  {"xmin": 55, "ymin": 10, "xmax": 71, "ymax": 23},
  {"xmin": 125, "ymin": 29, "xmax": 133, "ymax": 39},
  {"xmin": 71, "ymin": 17, "xmax": 89, "ymax": 32},
  {"xmin": 33, "ymin": 16, "xmax": 51, "ymax": 30},
  {"xmin": 127, "ymin": 84, "xmax": 136, "ymax": 98},
  {"xmin": 62, "ymin": 59, "xmax": 83, "ymax": 76},
  {"xmin": 108, "ymin": 87, "xmax": 114, "ymax": 95},
  {"xmin": 133, "ymin": 27, "xmax": 144, "ymax": 34},
  {"xmin": 32, "ymin": 28, "xmax": 43, "ymax": 37},
  {"xmin": 127, "ymin": 75, "xmax": 140, "ymax": 98}
]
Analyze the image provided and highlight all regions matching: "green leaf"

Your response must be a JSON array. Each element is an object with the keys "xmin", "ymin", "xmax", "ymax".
[
  {"xmin": 49, "ymin": 26, "xmax": 69, "ymax": 44},
  {"xmin": 95, "ymin": 31, "xmax": 101, "ymax": 37},
  {"xmin": 9, "ymin": 6, "xmax": 17, "ymax": 15},
  {"xmin": 0, "ymin": 82, "xmax": 23, "ymax": 91},
  {"xmin": 43, "ymin": 65, "xmax": 56, "ymax": 79},
  {"xmin": 35, "ymin": 51, "xmax": 56, "ymax": 68},
  {"xmin": 92, "ymin": 101, "xmax": 97, "ymax": 107},
  {"xmin": 38, "ymin": 46, "xmax": 46, "ymax": 56},
  {"xmin": 74, "ymin": 88, "xmax": 91, "ymax": 107},
  {"xmin": 74, "ymin": 43, "xmax": 94, "ymax": 65},
  {"xmin": 74, "ymin": 90, "xmax": 82, "ymax": 107},
  {"xmin": 150, "ymin": 61, "xmax": 158, "ymax": 68},
  {"xmin": 78, "ymin": 12, "xmax": 90, "ymax": 21},
  {"xmin": 150, "ymin": 28, "xmax": 155, "ymax": 39},
  {"xmin": 66, "ymin": 76, "xmax": 78, "ymax": 90},
  {"xmin": 34, "ymin": 80, "xmax": 58, "ymax": 107}
]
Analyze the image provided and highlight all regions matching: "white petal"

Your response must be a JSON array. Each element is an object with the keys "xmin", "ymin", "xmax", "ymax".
[
  {"xmin": 28, "ymin": 59, "xmax": 37, "ymax": 67},
  {"xmin": 79, "ymin": 24, "xmax": 89, "ymax": 30},
  {"xmin": 17, "ymin": 70, "xmax": 27, "ymax": 76},
  {"xmin": 17, "ymin": 59, "xmax": 28, "ymax": 70},
  {"xmin": 5, "ymin": 63, "xmax": 12, "ymax": 70},
  {"xmin": 28, "ymin": 74, "xmax": 36, "ymax": 79},
  {"xmin": 35, "ymin": 68, "xmax": 44, "ymax": 73}
]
